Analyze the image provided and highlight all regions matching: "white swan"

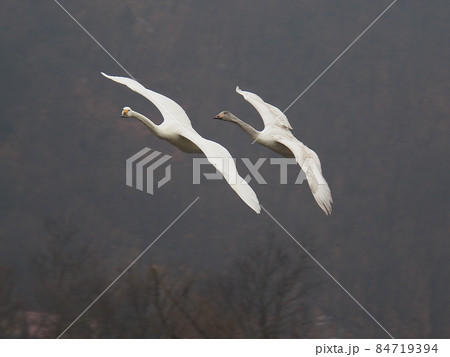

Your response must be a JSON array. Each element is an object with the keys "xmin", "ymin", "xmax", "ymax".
[
  {"xmin": 102, "ymin": 73, "xmax": 260, "ymax": 214},
  {"xmin": 214, "ymin": 87, "xmax": 332, "ymax": 215}
]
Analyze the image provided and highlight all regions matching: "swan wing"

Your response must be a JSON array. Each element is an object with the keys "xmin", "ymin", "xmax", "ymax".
[
  {"xmin": 179, "ymin": 131, "xmax": 261, "ymax": 214},
  {"xmin": 102, "ymin": 73, "xmax": 192, "ymax": 127},
  {"xmin": 276, "ymin": 135, "xmax": 333, "ymax": 215},
  {"xmin": 236, "ymin": 86, "xmax": 293, "ymax": 130}
]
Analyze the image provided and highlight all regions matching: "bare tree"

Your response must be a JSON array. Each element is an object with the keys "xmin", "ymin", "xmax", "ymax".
[
  {"xmin": 29, "ymin": 219, "xmax": 110, "ymax": 338},
  {"xmin": 116, "ymin": 264, "xmax": 203, "ymax": 338},
  {"xmin": 200, "ymin": 237, "xmax": 315, "ymax": 338},
  {"xmin": 27, "ymin": 226, "xmax": 316, "ymax": 338},
  {"xmin": 104, "ymin": 265, "xmax": 199, "ymax": 338}
]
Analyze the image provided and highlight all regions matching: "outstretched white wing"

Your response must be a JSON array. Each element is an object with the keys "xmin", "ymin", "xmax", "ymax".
[
  {"xmin": 103, "ymin": 72, "xmax": 260, "ymax": 214},
  {"xmin": 236, "ymin": 86, "xmax": 293, "ymax": 130},
  {"xmin": 102, "ymin": 73, "xmax": 193, "ymax": 127},
  {"xmin": 180, "ymin": 131, "xmax": 261, "ymax": 214},
  {"xmin": 276, "ymin": 135, "xmax": 333, "ymax": 215}
]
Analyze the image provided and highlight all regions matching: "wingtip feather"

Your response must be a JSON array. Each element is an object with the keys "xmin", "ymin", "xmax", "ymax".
[
  {"xmin": 231, "ymin": 180, "xmax": 261, "ymax": 214},
  {"xmin": 314, "ymin": 185, "xmax": 333, "ymax": 215}
]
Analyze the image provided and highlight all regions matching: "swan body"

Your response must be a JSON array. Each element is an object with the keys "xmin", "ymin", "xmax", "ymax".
[
  {"xmin": 214, "ymin": 86, "xmax": 332, "ymax": 215},
  {"xmin": 102, "ymin": 73, "xmax": 260, "ymax": 214}
]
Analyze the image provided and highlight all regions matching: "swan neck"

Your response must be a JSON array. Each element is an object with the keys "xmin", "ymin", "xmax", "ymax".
[
  {"xmin": 130, "ymin": 110, "xmax": 159, "ymax": 135},
  {"xmin": 229, "ymin": 114, "xmax": 260, "ymax": 140}
]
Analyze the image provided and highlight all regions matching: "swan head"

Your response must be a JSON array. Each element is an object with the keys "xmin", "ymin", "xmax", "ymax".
[
  {"xmin": 214, "ymin": 111, "xmax": 234, "ymax": 122},
  {"xmin": 121, "ymin": 106, "xmax": 132, "ymax": 118}
]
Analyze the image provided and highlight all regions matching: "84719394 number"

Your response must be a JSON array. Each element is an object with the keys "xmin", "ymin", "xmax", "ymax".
[{"xmin": 375, "ymin": 344, "xmax": 438, "ymax": 354}]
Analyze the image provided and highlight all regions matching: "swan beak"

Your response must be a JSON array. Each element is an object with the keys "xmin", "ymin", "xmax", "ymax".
[
  {"xmin": 213, "ymin": 114, "xmax": 222, "ymax": 120},
  {"xmin": 121, "ymin": 109, "xmax": 129, "ymax": 117}
]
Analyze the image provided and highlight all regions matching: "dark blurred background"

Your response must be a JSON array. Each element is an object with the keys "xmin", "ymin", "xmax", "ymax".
[{"xmin": 0, "ymin": 0, "xmax": 449, "ymax": 338}]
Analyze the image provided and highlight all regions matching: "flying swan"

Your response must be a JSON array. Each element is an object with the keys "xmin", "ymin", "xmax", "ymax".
[
  {"xmin": 102, "ymin": 73, "xmax": 260, "ymax": 214},
  {"xmin": 214, "ymin": 87, "xmax": 332, "ymax": 215}
]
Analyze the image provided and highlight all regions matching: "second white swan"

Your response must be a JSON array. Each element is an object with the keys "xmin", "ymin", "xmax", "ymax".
[{"xmin": 214, "ymin": 87, "xmax": 332, "ymax": 215}]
